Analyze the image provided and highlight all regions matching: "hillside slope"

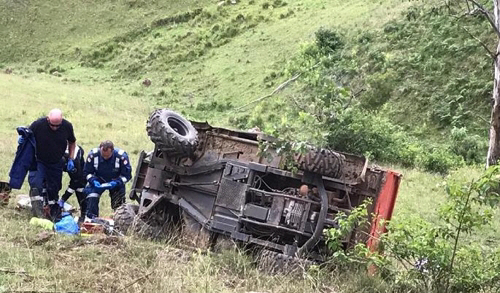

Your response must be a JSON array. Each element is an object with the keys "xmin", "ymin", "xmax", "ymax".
[
  {"xmin": 1, "ymin": 0, "xmax": 414, "ymax": 123},
  {"xmin": 1, "ymin": 0, "xmax": 494, "ymax": 167}
]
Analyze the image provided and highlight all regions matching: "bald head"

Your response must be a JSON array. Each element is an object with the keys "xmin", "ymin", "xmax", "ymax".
[
  {"xmin": 47, "ymin": 108, "xmax": 63, "ymax": 129},
  {"xmin": 48, "ymin": 109, "xmax": 62, "ymax": 124}
]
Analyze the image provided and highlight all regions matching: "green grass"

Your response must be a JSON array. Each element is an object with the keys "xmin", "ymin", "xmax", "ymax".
[
  {"xmin": 0, "ymin": 0, "xmax": 209, "ymax": 62},
  {"xmin": 393, "ymin": 165, "xmax": 500, "ymax": 247},
  {"xmin": 1, "ymin": 0, "xmax": 499, "ymax": 291},
  {"xmin": 0, "ymin": 0, "xmax": 417, "ymax": 127},
  {"xmin": 0, "ymin": 72, "xmax": 498, "ymax": 291},
  {"xmin": 0, "ymin": 73, "xmax": 153, "ymax": 198}
]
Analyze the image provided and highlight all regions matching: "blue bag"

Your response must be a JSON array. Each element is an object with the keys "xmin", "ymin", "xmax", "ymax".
[{"xmin": 55, "ymin": 213, "xmax": 80, "ymax": 235}]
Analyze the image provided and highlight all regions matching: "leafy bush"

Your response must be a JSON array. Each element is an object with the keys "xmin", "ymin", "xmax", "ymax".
[
  {"xmin": 325, "ymin": 166, "xmax": 500, "ymax": 293},
  {"xmin": 315, "ymin": 28, "xmax": 344, "ymax": 53},
  {"xmin": 418, "ymin": 147, "xmax": 464, "ymax": 174},
  {"xmin": 264, "ymin": 4, "xmax": 493, "ymax": 174},
  {"xmin": 450, "ymin": 127, "xmax": 487, "ymax": 164},
  {"xmin": 326, "ymin": 108, "xmax": 406, "ymax": 163}
]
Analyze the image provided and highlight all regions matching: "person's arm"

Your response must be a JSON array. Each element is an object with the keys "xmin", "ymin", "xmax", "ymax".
[
  {"xmin": 66, "ymin": 121, "xmax": 77, "ymax": 159},
  {"xmin": 68, "ymin": 141, "xmax": 76, "ymax": 160},
  {"xmin": 116, "ymin": 151, "xmax": 132, "ymax": 185}
]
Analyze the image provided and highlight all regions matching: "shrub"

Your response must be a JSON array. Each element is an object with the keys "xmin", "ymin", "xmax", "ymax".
[
  {"xmin": 450, "ymin": 127, "xmax": 487, "ymax": 164},
  {"xmin": 325, "ymin": 166, "xmax": 500, "ymax": 293},
  {"xmin": 418, "ymin": 147, "xmax": 464, "ymax": 174},
  {"xmin": 315, "ymin": 28, "xmax": 344, "ymax": 53}
]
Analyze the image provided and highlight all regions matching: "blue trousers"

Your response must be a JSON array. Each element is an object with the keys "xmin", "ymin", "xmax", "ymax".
[
  {"xmin": 84, "ymin": 185, "xmax": 125, "ymax": 219},
  {"xmin": 30, "ymin": 160, "xmax": 63, "ymax": 219}
]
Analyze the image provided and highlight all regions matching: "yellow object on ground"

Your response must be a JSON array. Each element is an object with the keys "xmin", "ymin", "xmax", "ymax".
[{"xmin": 29, "ymin": 217, "xmax": 54, "ymax": 231}]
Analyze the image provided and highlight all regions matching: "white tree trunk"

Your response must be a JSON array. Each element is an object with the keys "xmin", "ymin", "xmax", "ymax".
[{"xmin": 487, "ymin": 0, "xmax": 500, "ymax": 166}]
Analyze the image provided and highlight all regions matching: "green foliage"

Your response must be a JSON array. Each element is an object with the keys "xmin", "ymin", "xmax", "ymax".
[
  {"xmin": 324, "ymin": 199, "xmax": 389, "ymax": 271},
  {"xmin": 325, "ymin": 199, "xmax": 371, "ymax": 252},
  {"xmin": 315, "ymin": 28, "xmax": 344, "ymax": 53},
  {"xmin": 264, "ymin": 2, "xmax": 492, "ymax": 173},
  {"xmin": 418, "ymin": 147, "xmax": 464, "ymax": 174},
  {"xmin": 385, "ymin": 167, "xmax": 500, "ymax": 292},
  {"xmin": 264, "ymin": 25, "xmax": 472, "ymax": 173},
  {"xmin": 450, "ymin": 127, "xmax": 487, "ymax": 164},
  {"xmin": 323, "ymin": 166, "xmax": 500, "ymax": 292}
]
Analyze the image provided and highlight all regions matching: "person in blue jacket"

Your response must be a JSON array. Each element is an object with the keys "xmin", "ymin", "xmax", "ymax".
[{"xmin": 83, "ymin": 140, "xmax": 132, "ymax": 219}]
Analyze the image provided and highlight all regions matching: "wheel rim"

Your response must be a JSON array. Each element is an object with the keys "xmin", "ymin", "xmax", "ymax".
[{"xmin": 167, "ymin": 117, "xmax": 188, "ymax": 136}]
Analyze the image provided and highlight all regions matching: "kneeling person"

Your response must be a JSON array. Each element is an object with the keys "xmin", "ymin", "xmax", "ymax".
[{"xmin": 83, "ymin": 140, "xmax": 132, "ymax": 219}]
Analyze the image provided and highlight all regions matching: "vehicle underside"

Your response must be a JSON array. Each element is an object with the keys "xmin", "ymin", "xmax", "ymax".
[{"xmin": 115, "ymin": 109, "xmax": 401, "ymax": 262}]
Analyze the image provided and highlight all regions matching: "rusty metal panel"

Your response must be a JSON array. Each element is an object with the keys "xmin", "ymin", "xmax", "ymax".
[
  {"xmin": 203, "ymin": 133, "xmax": 282, "ymax": 168},
  {"xmin": 366, "ymin": 171, "xmax": 402, "ymax": 252}
]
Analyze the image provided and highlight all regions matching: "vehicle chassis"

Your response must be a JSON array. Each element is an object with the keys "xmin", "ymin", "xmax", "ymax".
[{"xmin": 130, "ymin": 122, "xmax": 401, "ymax": 259}]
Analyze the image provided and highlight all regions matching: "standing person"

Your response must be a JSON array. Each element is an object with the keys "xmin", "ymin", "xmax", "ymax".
[
  {"xmin": 83, "ymin": 140, "xmax": 132, "ymax": 219},
  {"xmin": 59, "ymin": 145, "xmax": 87, "ymax": 222},
  {"xmin": 29, "ymin": 109, "xmax": 76, "ymax": 221}
]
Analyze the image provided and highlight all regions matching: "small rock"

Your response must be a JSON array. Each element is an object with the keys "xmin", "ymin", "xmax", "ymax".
[
  {"xmin": 247, "ymin": 127, "xmax": 261, "ymax": 133},
  {"xmin": 32, "ymin": 231, "xmax": 53, "ymax": 246}
]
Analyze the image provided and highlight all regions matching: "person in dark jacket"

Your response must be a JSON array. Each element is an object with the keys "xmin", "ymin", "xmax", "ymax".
[
  {"xmin": 83, "ymin": 140, "xmax": 132, "ymax": 219},
  {"xmin": 59, "ymin": 145, "xmax": 87, "ymax": 222},
  {"xmin": 28, "ymin": 109, "xmax": 77, "ymax": 221}
]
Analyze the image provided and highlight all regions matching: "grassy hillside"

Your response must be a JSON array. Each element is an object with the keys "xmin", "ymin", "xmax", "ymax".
[
  {"xmin": 0, "ymin": 0, "xmax": 208, "ymax": 61},
  {"xmin": 1, "ymin": 0, "xmax": 415, "ymax": 124},
  {"xmin": 2, "ymin": 0, "xmax": 493, "ymax": 170},
  {"xmin": 1, "ymin": 0, "xmax": 500, "ymax": 291}
]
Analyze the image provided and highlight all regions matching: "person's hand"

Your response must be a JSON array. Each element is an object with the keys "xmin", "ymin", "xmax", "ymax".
[
  {"xmin": 109, "ymin": 180, "xmax": 118, "ymax": 188},
  {"xmin": 67, "ymin": 159, "xmax": 75, "ymax": 173},
  {"xmin": 58, "ymin": 200, "xmax": 65, "ymax": 208},
  {"xmin": 91, "ymin": 180, "xmax": 101, "ymax": 188},
  {"xmin": 99, "ymin": 180, "xmax": 120, "ymax": 190},
  {"xmin": 17, "ymin": 135, "xmax": 25, "ymax": 144}
]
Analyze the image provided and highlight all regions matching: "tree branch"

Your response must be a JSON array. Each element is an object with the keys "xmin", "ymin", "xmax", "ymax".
[
  {"xmin": 233, "ymin": 62, "xmax": 320, "ymax": 112},
  {"xmin": 233, "ymin": 73, "xmax": 302, "ymax": 112},
  {"xmin": 475, "ymin": 113, "xmax": 492, "ymax": 126},
  {"xmin": 467, "ymin": 0, "xmax": 500, "ymax": 38},
  {"xmin": 460, "ymin": 25, "xmax": 496, "ymax": 59},
  {"xmin": 444, "ymin": 182, "xmax": 474, "ymax": 293},
  {"xmin": 0, "ymin": 268, "xmax": 30, "ymax": 275}
]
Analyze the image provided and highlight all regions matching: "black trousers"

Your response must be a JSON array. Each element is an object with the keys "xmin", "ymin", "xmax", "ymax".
[{"xmin": 61, "ymin": 179, "xmax": 87, "ymax": 218}]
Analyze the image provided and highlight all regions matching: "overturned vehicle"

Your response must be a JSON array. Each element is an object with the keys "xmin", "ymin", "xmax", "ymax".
[{"xmin": 115, "ymin": 109, "xmax": 401, "ymax": 261}]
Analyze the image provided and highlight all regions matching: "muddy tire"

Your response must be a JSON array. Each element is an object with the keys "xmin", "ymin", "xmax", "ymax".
[
  {"xmin": 147, "ymin": 109, "xmax": 198, "ymax": 158},
  {"xmin": 113, "ymin": 204, "xmax": 139, "ymax": 235},
  {"xmin": 294, "ymin": 148, "xmax": 345, "ymax": 178},
  {"xmin": 258, "ymin": 249, "xmax": 314, "ymax": 274}
]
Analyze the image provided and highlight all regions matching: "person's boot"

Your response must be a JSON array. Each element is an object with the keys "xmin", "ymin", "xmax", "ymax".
[
  {"xmin": 29, "ymin": 188, "xmax": 44, "ymax": 218},
  {"xmin": 49, "ymin": 203, "xmax": 62, "ymax": 222}
]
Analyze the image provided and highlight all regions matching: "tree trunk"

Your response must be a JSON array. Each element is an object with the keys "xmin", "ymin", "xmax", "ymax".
[{"xmin": 487, "ymin": 0, "xmax": 500, "ymax": 167}]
